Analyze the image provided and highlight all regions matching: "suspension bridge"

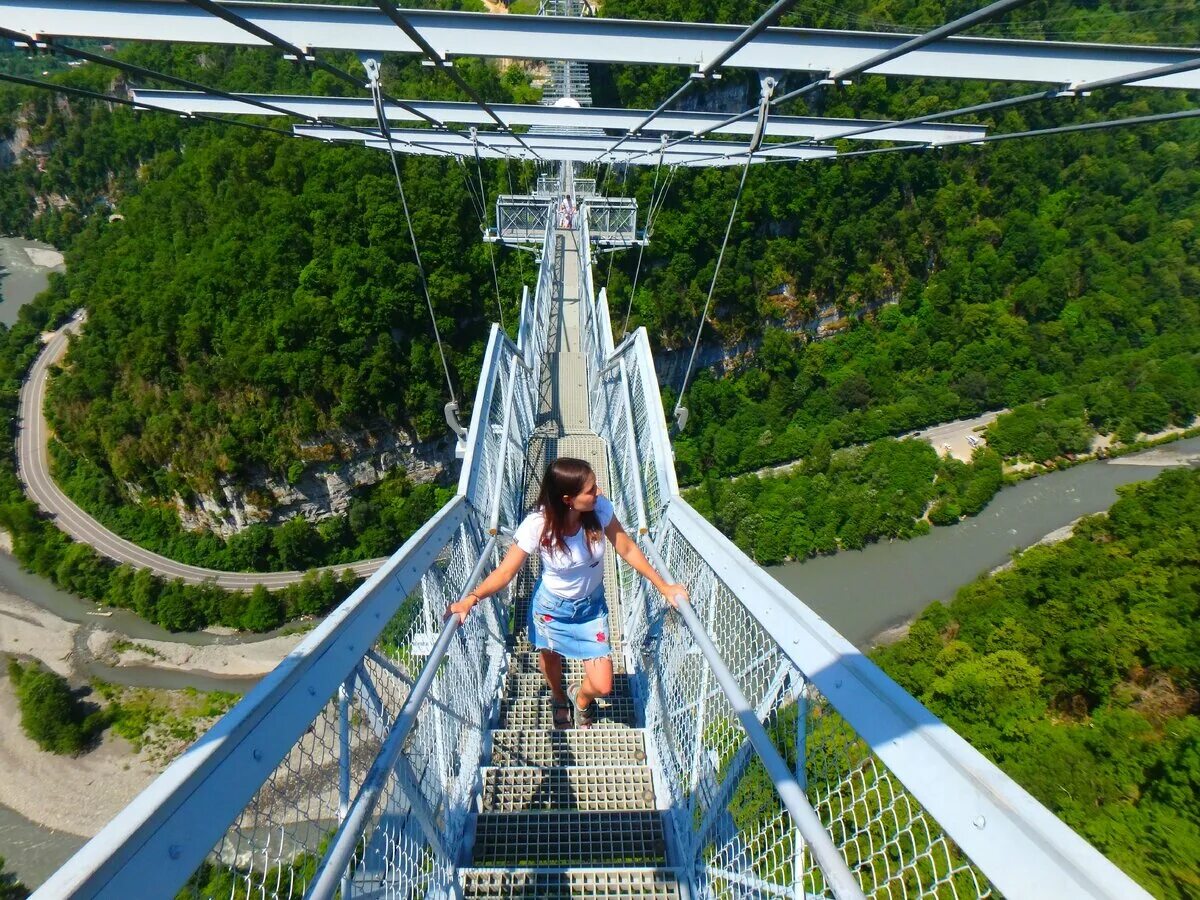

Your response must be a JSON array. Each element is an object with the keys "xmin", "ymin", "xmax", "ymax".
[{"xmin": 4, "ymin": 0, "xmax": 1199, "ymax": 896}]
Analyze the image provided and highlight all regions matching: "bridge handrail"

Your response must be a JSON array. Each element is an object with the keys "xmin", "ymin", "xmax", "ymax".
[
  {"xmin": 653, "ymin": 497, "xmax": 1152, "ymax": 899},
  {"xmin": 641, "ymin": 541, "xmax": 867, "ymax": 900},
  {"xmin": 32, "ymin": 496, "xmax": 472, "ymax": 899},
  {"xmin": 306, "ymin": 534, "xmax": 499, "ymax": 898},
  {"xmin": 587, "ymin": 282, "xmax": 1150, "ymax": 897}
]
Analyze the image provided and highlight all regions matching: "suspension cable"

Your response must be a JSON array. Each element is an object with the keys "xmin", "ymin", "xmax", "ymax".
[
  {"xmin": 826, "ymin": 105, "xmax": 1200, "ymax": 161},
  {"xmin": 628, "ymin": 0, "xmax": 1033, "ymax": 164},
  {"xmin": 472, "ymin": 134, "xmax": 506, "ymax": 329},
  {"xmin": 0, "ymin": 70, "xmax": 299, "ymax": 140},
  {"xmin": 594, "ymin": 0, "xmax": 799, "ymax": 164},
  {"xmin": 369, "ymin": 80, "xmax": 458, "ymax": 407},
  {"xmin": 181, "ymin": 0, "xmax": 510, "ymax": 161},
  {"xmin": 620, "ymin": 140, "xmax": 668, "ymax": 337},
  {"xmin": 673, "ymin": 151, "xmax": 753, "ymax": 423},
  {"xmin": 371, "ymin": 0, "xmax": 543, "ymax": 161}
]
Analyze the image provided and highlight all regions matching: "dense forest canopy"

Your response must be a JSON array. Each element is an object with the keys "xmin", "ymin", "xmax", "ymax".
[
  {"xmin": 0, "ymin": 0, "xmax": 1195, "ymax": 505},
  {"xmin": 874, "ymin": 467, "xmax": 1200, "ymax": 899},
  {"xmin": 594, "ymin": 0, "xmax": 1200, "ymax": 483}
]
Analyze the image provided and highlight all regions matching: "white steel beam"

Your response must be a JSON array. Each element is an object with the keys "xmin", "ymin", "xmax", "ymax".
[
  {"xmin": 355, "ymin": 139, "xmax": 801, "ymax": 166},
  {"xmin": 6, "ymin": 1, "xmax": 1200, "ymax": 90},
  {"xmin": 297, "ymin": 125, "xmax": 837, "ymax": 163},
  {"xmin": 132, "ymin": 89, "xmax": 988, "ymax": 144}
]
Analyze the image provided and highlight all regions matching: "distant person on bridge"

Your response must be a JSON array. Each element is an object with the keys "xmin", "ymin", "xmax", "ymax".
[{"xmin": 449, "ymin": 457, "xmax": 687, "ymax": 728}]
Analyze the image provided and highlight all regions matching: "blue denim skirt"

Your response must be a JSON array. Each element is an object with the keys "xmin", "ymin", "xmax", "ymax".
[{"xmin": 528, "ymin": 579, "xmax": 611, "ymax": 660}]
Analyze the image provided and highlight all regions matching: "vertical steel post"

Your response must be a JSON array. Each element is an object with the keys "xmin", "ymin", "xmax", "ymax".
[{"xmin": 338, "ymin": 674, "xmax": 354, "ymax": 900}]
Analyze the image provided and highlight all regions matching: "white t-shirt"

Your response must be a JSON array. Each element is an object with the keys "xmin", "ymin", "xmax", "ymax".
[{"xmin": 514, "ymin": 495, "xmax": 615, "ymax": 599}]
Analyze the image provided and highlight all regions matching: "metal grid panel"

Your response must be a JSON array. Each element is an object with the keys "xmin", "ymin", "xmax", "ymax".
[
  {"xmin": 472, "ymin": 812, "xmax": 668, "ymax": 866},
  {"xmin": 461, "ymin": 867, "xmax": 682, "ymax": 898},
  {"xmin": 634, "ymin": 521, "xmax": 994, "ymax": 899},
  {"xmin": 499, "ymin": 695, "xmax": 636, "ymax": 729},
  {"xmin": 489, "ymin": 729, "xmax": 649, "ymax": 768},
  {"xmin": 482, "ymin": 767, "xmax": 657, "ymax": 812},
  {"xmin": 507, "ymin": 672, "xmax": 634, "ymax": 699}
]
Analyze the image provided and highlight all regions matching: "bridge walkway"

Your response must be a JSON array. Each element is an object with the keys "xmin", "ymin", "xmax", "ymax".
[{"xmin": 460, "ymin": 229, "xmax": 683, "ymax": 898}]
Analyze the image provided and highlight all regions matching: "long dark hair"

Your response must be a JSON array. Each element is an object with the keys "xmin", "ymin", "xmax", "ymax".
[{"xmin": 535, "ymin": 457, "xmax": 602, "ymax": 555}]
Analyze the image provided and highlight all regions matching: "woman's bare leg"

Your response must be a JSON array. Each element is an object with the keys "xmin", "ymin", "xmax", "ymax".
[
  {"xmin": 538, "ymin": 650, "xmax": 568, "ymax": 703},
  {"xmin": 576, "ymin": 656, "xmax": 613, "ymax": 709}
]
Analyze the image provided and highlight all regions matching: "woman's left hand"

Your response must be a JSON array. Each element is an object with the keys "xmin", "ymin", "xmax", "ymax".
[{"xmin": 660, "ymin": 583, "xmax": 689, "ymax": 608}]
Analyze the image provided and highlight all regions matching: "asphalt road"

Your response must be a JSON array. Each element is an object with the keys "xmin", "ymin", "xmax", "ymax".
[{"xmin": 16, "ymin": 315, "xmax": 387, "ymax": 589}]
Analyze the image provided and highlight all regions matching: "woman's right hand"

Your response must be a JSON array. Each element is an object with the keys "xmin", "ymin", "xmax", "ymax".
[{"xmin": 447, "ymin": 593, "xmax": 479, "ymax": 625}]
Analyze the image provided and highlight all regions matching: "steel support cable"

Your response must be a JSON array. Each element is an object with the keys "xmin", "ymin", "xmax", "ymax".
[
  {"xmin": 740, "ymin": 52, "xmax": 1200, "ymax": 158},
  {"xmin": 827, "ymin": 105, "xmax": 1200, "ymax": 161},
  {"xmin": 630, "ymin": 0, "xmax": 1033, "ymax": 164},
  {"xmin": 618, "ymin": 142, "xmax": 665, "ymax": 336},
  {"xmin": 371, "ymin": 0, "xmax": 543, "ymax": 161},
  {"xmin": 621, "ymin": 151, "xmax": 677, "ymax": 338},
  {"xmin": 734, "ymin": 52, "xmax": 1200, "ymax": 167},
  {"xmin": 0, "ymin": 27, "xmax": 313, "ymax": 123},
  {"xmin": 0, "ymin": 70, "xmax": 301, "ymax": 140},
  {"xmin": 641, "ymin": 541, "xmax": 867, "ymax": 900},
  {"xmin": 307, "ymin": 536, "xmax": 499, "ymax": 900},
  {"xmin": 593, "ymin": 0, "xmax": 798, "ymax": 164},
  {"xmin": 472, "ymin": 136, "xmax": 506, "ymax": 329},
  {"xmin": 0, "ymin": 26, "xmax": 443, "ymax": 162},
  {"xmin": 181, "ymin": 0, "xmax": 506, "ymax": 161},
  {"xmin": 370, "ymin": 81, "xmax": 458, "ymax": 408}
]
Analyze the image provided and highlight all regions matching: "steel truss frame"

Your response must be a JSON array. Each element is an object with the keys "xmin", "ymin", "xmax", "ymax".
[
  {"xmin": 6, "ymin": 1, "xmax": 1200, "ymax": 90},
  {"xmin": 128, "ymin": 89, "xmax": 991, "ymax": 144}
]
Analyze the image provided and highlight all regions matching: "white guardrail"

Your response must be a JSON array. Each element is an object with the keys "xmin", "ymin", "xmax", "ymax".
[{"xmin": 573, "ymin": 214, "xmax": 1151, "ymax": 900}]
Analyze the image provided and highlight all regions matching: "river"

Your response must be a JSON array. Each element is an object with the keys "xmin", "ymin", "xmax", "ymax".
[
  {"xmin": 767, "ymin": 436, "xmax": 1200, "ymax": 647},
  {"xmin": 0, "ymin": 236, "xmax": 64, "ymax": 325}
]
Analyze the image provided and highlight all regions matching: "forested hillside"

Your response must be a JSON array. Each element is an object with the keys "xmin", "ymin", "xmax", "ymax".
[
  {"xmin": 873, "ymin": 467, "xmax": 1200, "ymax": 898},
  {"xmin": 597, "ymin": 0, "xmax": 1200, "ymax": 485}
]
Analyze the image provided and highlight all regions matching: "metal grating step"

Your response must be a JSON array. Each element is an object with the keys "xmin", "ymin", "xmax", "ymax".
[
  {"xmin": 482, "ymin": 766, "xmax": 656, "ymax": 812},
  {"xmin": 509, "ymin": 651, "xmax": 626, "ymax": 677},
  {"xmin": 490, "ymin": 729, "xmax": 648, "ymax": 767},
  {"xmin": 460, "ymin": 867, "xmax": 682, "ymax": 899},
  {"xmin": 506, "ymin": 672, "xmax": 633, "ymax": 700},
  {"xmin": 499, "ymin": 695, "xmax": 636, "ymax": 729},
  {"xmin": 472, "ymin": 811, "xmax": 667, "ymax": 866}
]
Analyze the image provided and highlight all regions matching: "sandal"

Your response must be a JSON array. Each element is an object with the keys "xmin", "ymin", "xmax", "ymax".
[
  {"xmin": 567, "ymin": 683, "xmax": 598, "ymax": 729},
  {"xmin": 551, "ymin": 697, "xmax": 573, "ymax": 729}
]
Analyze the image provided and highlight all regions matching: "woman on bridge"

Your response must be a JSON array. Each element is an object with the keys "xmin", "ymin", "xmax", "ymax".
[{"xmin": 449, "ymin": 457, "xmax": 687, "ymax": 728}]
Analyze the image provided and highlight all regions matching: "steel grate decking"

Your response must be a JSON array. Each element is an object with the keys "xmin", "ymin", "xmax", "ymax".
[
  {"xmin": 461, "ymin": 868, "xmax": 682, "ymax": 899},
  {"xmin": 462, "ymin": 228, "xmax": 681, "ymax": 899},
  {"xmin": 499, "ymin": 695, "xmax": 636, "ymax": 729},
  {"xmin": 506, "ymin": 672, "xmax": 633, "ymax": 698},
  {"xmin": 472, "ymin": 812, "xmax": 667, "ymax": 866},
  {"xmin": 482, "ymin": 767, "xmax": 657, "ymax": 812},
  {"xmin": 509, "ymin": 651, "xmax": 626, "ymax": 677},
  {"xmin": 489, "ymin": 729, "xmax": 648, "ymax": 767}
]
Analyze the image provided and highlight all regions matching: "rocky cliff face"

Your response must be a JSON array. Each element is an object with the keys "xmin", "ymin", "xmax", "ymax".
[
  {"xmin": 173, "ymin": 427, "xmax": 457, "ymax": 537},
  {"xmin": 652, "ymin": 291, "xmax": 899, "ymax": 388}
]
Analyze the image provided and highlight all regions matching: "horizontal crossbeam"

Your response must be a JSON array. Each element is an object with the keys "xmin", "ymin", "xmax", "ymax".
[
  {"xmin": 7, "ymin": 1, "xmax": 1200, "ymax": 89},
  {"xmin": 297, "ymin": 125, "xmax": 837, "ymax": 164},
  {"xmin": 131, "ymin": 89, "xmax": 988, "ymax": 144}
]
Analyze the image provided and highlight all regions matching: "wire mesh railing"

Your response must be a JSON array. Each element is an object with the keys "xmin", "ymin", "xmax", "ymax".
[{"xmin": 576, "ymin": 220, "xmax": 1146, "ymax": 898}]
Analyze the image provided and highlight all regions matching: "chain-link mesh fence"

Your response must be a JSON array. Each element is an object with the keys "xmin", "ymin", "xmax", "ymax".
[{"xmin": 630, "ymin": 521, "xmax": 994, "ymax": 899}]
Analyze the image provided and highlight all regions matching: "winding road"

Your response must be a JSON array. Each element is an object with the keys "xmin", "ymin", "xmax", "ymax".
[{"xmin": 16, "ymin": 314, "xmax": 387, "ymax": 589}]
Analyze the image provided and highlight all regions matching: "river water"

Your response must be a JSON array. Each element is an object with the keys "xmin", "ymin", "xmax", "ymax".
[
  {"xmin": 767, "ymin": 436, "xmax": 1200, "ymax": 646},
  {"xmin": 0, "ymin": 236, "xmax": 64, "ymax": 325}
]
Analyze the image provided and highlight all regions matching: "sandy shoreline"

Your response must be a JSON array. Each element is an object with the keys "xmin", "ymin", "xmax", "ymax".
[
  {"xmin": 0, "ymin": 588, "xmax": 301, "ymax": 839},
  {"xmin": 0, "ymin": 677, "xmax": 156, "ymax": 838}
]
